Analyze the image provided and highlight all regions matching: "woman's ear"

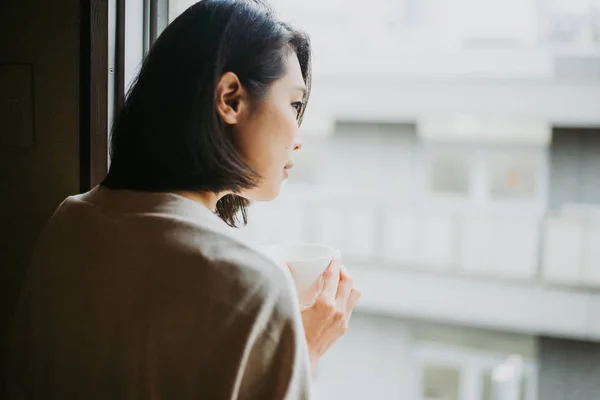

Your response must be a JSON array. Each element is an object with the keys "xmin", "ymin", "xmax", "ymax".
[{"xmin": 215, "ymin": 72, "xmax": 247, "ymax": 125}]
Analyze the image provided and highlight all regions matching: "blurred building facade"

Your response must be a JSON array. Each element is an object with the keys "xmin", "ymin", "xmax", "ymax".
[{"xmin": 159, "ymin": 1, "xmax": 600, "ymax": 399}]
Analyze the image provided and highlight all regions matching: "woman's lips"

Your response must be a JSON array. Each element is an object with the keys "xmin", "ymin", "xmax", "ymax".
[{"xmin": 284, "ymin": 163, "xmax": 294, "ymax": 178}]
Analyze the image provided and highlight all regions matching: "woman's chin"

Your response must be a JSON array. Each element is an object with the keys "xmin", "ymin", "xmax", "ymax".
[
  {"xmin": 264, "ymin": 184, "xmax": 282, "ymax": 201},
  {"xmin": 245, "ymin": 183, "xmax": 282, "ymax": 202}
]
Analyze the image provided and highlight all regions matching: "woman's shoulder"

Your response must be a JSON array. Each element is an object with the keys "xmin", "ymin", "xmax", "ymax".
[
  {"xmin": 176, "ymin": 229, "xmax": 302, "ymax": 335},
  {"xmin": 191, "ymin": 228, "xmax": 294, "ymax": 297}
]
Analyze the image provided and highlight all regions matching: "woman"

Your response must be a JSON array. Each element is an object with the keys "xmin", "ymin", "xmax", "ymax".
[{"xmin": 7, "ymin": 0, "xmax": 360, "ymax": 399}]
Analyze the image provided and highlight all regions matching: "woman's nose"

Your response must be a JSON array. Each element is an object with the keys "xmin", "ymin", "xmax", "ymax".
[{"xmin": 293, "ymin": 136, "xmax": 303, "ymax": 151}]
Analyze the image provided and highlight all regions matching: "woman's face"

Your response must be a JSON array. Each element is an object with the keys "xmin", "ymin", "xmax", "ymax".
[{"xmin": 232, "ymin": 52, "xmax": 306, "ymax": 201}]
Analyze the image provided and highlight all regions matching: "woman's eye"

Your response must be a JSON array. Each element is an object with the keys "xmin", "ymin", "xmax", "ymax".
[{"xmin": 292, "ymin": 101, "xmax": 304, "ymax": 114}]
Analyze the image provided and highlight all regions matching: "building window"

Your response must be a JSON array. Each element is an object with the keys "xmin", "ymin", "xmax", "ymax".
[
  {"xmin": 487, "ymin": 153, "xmax": 540, "ymax": 200},
  {"xmin": 422, "ymin": 144, "xmax": 547, "ymax": 211},
  {"xmin": 429, "ymin": 152, "xmax": 471, "ymax": 196},
  {"xmin": 422, "ymin": 363, "xmax": 461, "ymax": 400}
]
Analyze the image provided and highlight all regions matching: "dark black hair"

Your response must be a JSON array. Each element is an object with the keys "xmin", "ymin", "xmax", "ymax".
[{"xmin": 102, "ymin": 0, "xmax": 311, "ymax": 227}]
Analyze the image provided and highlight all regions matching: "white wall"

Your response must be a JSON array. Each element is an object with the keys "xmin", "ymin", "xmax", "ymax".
[
  {"xmin": 314, "ymin": 313, "xmax": 412, "ymax": 399},
  {"xmin": 313, "ymin": 313, "xmax": 537, "ymax": 400},
  {"xmin": 305, "ymin": 79, "xmax": 600, "ymax": 134}
]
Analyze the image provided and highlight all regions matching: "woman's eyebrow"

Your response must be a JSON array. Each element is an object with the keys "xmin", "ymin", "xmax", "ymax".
[{"xmin": 293, "ymin": 86, "xmax": 307, "ymax": 96}]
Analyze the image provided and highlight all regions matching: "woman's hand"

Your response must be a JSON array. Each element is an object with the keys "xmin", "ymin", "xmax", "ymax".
[{"xmin": 291, "ymin": 252, "xmax": 360, "ymax": 374}]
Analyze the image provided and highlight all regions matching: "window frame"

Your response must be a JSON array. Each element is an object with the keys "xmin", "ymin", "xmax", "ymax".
[
  {"xmin": 80, "ymin": 0, "xmax": 110, "ymax": 191},
  {"xmin": 419, "ymin": 141, "xmax": 549, "ymax": 215}
]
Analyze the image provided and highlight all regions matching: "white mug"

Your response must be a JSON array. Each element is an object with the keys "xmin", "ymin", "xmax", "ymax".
[{"xmin": 261, "ymin": 242, "xmax": 336, "ymax": 305}]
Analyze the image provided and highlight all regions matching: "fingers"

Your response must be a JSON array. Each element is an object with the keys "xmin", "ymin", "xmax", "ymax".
[
  {"xmin": 298, "ymin": 276, "xmax": 325, "ymax": 311},
  {"xmin": 320, "ymin": 252, "xmax": 342, "ymax": 300},
  {"xmin": 346, "ymin": 287, "xmax": 361, "ymax": 314},
  {"xmin": 335, "ymin": 265, "xmax": 353, "ymax": 307}
]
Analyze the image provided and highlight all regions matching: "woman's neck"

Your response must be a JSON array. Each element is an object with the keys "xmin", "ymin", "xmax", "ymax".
[{"xmin": 174, "ymin": 190, "xmax": 223, "ymax": 211}]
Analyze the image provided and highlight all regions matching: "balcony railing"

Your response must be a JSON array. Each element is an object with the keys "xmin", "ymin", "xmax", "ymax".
[{"xmin": 240, "ymin": 185, "xmax": 600, "ymax": 288}]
